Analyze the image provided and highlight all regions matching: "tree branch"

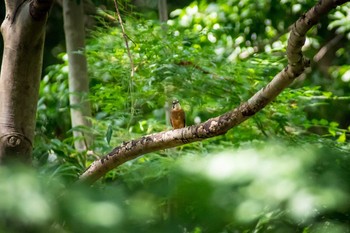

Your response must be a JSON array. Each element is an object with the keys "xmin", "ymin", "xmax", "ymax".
[
  {"xmin": 113, "ymin": 0, "xmax": 135, "ymax": 78},
  {"xmin": 79, "ymin": 0, "xmax": 349, "ymax": 184}
]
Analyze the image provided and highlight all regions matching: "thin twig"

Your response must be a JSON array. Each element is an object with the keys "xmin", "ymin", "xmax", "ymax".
[
  {"xmin": 113, "ymin": 0, "xmax": 135, "ymax": 77},
  {"xmin": 113, "ymin": 0, "xmax": 135, "ymax": 126}
]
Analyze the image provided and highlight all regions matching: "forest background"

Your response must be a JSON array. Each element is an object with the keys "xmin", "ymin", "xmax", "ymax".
[{"xmin": 0, "ymin": 0, "xmax": 350, "ymax": 232}]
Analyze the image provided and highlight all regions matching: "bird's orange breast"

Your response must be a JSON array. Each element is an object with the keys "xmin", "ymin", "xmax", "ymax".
[{"xmin": 170, "ymin": 109, "xmax": 185, "ymax": 129}]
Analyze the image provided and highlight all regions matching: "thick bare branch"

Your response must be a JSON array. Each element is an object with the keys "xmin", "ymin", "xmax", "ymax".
[
  {"xmin": 79, "ymin": 0, "xmax": 349, "ymax": 184},
  {"xmin": 287, "ymin": 0, "xmax": 346, "ymax": 76}
]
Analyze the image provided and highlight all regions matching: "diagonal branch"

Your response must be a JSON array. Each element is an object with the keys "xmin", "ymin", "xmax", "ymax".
[{"xmin": 79, "ymin": 0, "xmax": 349, "ymax": 184}]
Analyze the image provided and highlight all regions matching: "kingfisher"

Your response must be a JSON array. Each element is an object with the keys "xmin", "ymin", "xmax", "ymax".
[{"xmin": 170, "ymin": 99, "xmax": 185, "ymax": 129}]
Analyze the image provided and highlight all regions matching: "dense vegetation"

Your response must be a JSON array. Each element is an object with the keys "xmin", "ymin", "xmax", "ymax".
[{"xmin": 2, "ymin": 0, "xmax": 350, "ymax": 232}]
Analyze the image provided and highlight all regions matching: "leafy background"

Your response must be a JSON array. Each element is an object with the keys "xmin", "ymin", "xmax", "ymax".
[{"xmin": 2, "ymin": 0, "xmax": 350, "ymax": 232}]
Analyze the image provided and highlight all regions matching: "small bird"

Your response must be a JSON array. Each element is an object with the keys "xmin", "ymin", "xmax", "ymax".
[{"xmin": 170, "ymin": 99, "xmax": 185, "ymax": 129}]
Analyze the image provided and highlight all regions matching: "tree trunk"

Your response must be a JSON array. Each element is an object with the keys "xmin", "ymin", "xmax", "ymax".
[
  {"xmin": 63, "ymin": 0, "xmax": 92, "ymax": 151},
  {"xmin": 158, "ymin": 0, "xmax": 168, "ymax": 22},
  {"xmin": 0, "ymin": 0, "xmax": 53, "ymax": 163}
]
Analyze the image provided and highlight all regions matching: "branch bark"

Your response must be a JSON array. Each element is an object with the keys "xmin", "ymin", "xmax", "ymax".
[
  {"xmin": 79, "ymin": 0, "xmax": 349, "ymax": 184},
  {"xmin": 0, "ymin": 0, "xmax": 53, "ymax": 163}
]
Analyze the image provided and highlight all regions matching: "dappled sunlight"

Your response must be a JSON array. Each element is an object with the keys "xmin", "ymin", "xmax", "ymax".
[
  {"xmin": 205, "ymin": 150, "xmax": 259, "ymax": 181},
  {"xmin": 127, "ymin": 192, "xmax": 159, "ymax": 222},
  {"xmin": 235, "ymin": 200, "xmax": 264, "ymax": 223},
  {"xmin": 288, "ymin": 189, "xmax": 316, "ymax": 221},
  {"xmin": 179, "ymin": 146, "xmax": 306, "ymax": 185},
  {"xmin": 74, "ymin": 199, "xmax": 123, "ymax": 227},
  {"xmin": 175, "ymin": 143, "xmax": 349, "ymax": 227},
  {"xmin": 0, "ymin": 168, "xmax": 52, "ymax": 224}
]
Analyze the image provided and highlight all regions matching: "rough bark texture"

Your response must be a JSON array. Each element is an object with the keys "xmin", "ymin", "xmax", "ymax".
[
  {"xmin": 0, "ymin": 0, "xmax": 53, "ymax": 163},
  {"xmin": 63, "ymin": 0, "xmax": 92, "ymax": 151},
  {"xmin": 79, "ymin": 0, "xmax": 349, "ymax": 184}
]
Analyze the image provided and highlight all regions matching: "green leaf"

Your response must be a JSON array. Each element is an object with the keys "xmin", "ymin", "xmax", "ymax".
[
  {"xmin": 337, "ymin": 132, "xmax": 346, "ymax": 143},
  {"xmin": 105, "ymin": 124, "xmax": 113, "ymax": 145},
  {"xmin": 329, "ymin": 128, "xmax": 337, "ymax": 137},
  {"xmin": 319, "ymin": 119, "xmax": 328, "ymax": 126}
]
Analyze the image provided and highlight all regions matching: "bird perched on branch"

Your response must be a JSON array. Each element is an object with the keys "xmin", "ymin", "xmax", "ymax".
[{"xmin": 170, "ymin": 100, "xmax": 185, "ymax": 129}]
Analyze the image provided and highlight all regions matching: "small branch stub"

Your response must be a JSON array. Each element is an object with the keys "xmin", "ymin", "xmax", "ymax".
[
  {"xmin": 8, "ymin": 136, "xmax": 21, "ymax": 147},
  {"xmin": 0, "ymin": 134, "xmax": 31, "ymax": 163},
  {"xmin": 30, "ymin": 0, "xmax": 54, "ymax": 20}
]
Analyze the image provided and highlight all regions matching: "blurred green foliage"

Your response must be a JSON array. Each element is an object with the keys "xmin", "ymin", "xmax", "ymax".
[
  {"xmin": 21, "ymin": 0, "xmax": 350, "ymax": 232},
  {"xmin": 2, "ymin": 142, "xmax": 350, "ymax": 232}
]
